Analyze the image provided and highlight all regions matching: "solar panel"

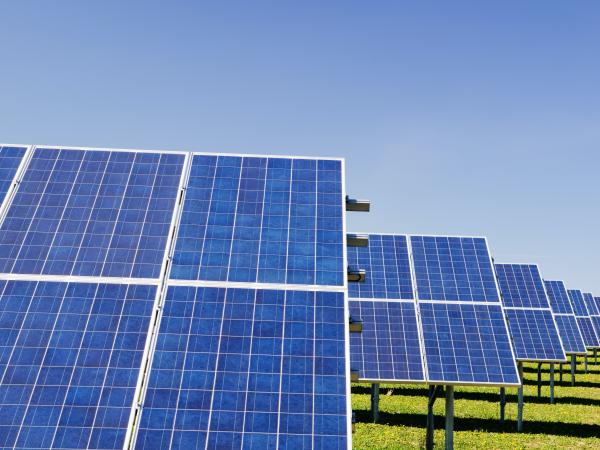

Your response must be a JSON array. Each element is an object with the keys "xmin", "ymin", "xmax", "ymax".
[
  {"xmin": 0, "ymin": 146, "xmax": 352, "ymax": 449},
  {"xmin": 568, "ymin": 289, "xmax": 600, "ymax": 348},
  {"xmin": 135, "ymin": 286, "xmax": 348, "ymax": 450},
  {"xmin": 0, "ymin": 146, "xmax": 27, "ymax": 208},
  {"xmin": 553, "ymin": 315, "xmax": 587, "ymax": 355},
  {"xmin": 169, "ymin": 156, "xmax": 344, "ymax": 287},
  {"xmin": 544, "ymin": 280, "xmax": 574, "ymax": 314},
  {"xmin": 349, "ymin": 300, "xmax": 424, "ymax": 383},
  {"xmin": 0, "ymin": 148, "xmax": 185, "ymax": 279},
  {"xmin": 583, "ymin": 293, "xmax": 600, "ymax": 346},
  {"xmin": 0, "ymin": 279, "xmax": 155, "ymax": 449},
  {"xmin": 409, "ymin": 235, "xmax": 519, "ymax": 385},
  {"xmin": 568, "ymin": 289, "xmax": 588, "ymax": 317},
  {"xmin": 494, "ymin": 264, "xmax": 565, "ymax": 362}
]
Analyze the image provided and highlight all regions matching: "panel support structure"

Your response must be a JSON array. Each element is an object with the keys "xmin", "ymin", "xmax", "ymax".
[
  {"xmin": 549, "ymin": 363, "xmax": 555, "ymax": 404},
  {"xmin": 537, "ymin": 364, "xmax": 542, "ymax": 399},
  {"xmin": 559, "ymin": 363, "xmax": 563, "ymax": 383},
  {"xmin": 571, "ymin": 354, "xmax": 576, "ymax": 386},
  {"xmin": 371, "ymin": 383, "xmax": 380, "ymax": 423},
  {"xmin": 499, "ymin": 387, "xmax": 506, "ymax": 425},
  {"xmin": 445, "ymin": 385, "xmax": 454, "ymax": 450},
  {"xmin": 517, "ymin": 362, "xmax": 524, "ymax": 432},
  {"xmin": 584, "ymin": 354, "xmax": 588, "ymax": 373},
  {"xmin": 426, "ymin": 385, "xmax": 443, "ymax": 450}
]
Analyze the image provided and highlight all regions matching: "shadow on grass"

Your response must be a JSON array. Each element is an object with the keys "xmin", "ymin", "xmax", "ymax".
[
  {"xmin": 354, "ymin": 409, "xmax": 600, "ymax": 438},
  {"xmin": 522, "ymin": 366, "xmax": 600, "ymax": 376},
  {"xmin": 351, "ymin": 385, "xmax": 600, "ymax": 407}
]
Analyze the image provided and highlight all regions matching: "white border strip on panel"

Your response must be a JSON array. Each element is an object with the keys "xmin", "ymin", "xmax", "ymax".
[
  {"xmin": 0, "ymin": 273, "xmax": 159, "ymax": 286},
  {"xmin": 125, "ymin": 151, "xmax": 192, "ymax": 450},
  {"xmin": 167, "ymin": 278, "xmax": 347, "ymax": 293},
  {"xmin": 0, "ymin": 145, "xmax": 35, "ymax": 229}
]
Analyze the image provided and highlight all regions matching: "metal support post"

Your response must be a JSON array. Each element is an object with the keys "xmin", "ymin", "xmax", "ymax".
[
  {"xmin": 426, "ymin": 386, "xmax": 440, "ymax": 450},
  {"xmin": 584, "ymin": 354, "xmax": 588, "ymax": 373},
  {"xmin": 571, "ymin": 354, "xmax": 576, "ymax": 386},
  {"xmin": 499, "ymin": 387, "xmax": 506, "ymax": 425},
  {"xmin": 445, "ymin": 386, "xmax": 454, "ymax": 450},
  {"xmin": 517, "ymin": 362, "xmax": 524, "ymax": 432},
  {"xmin": 549, "ymin": 363, "xmax": 555, "ymax": 404},
  {"xmin": 371, "ymin": 383, "xmax": 380, "ymax": 423},
  {"xmin": 559, "ymin": 363, "xmax": 563, "ymax": 382},
  {"xmin": 537, "ymin": 363, "xmax": 542, "ymax": 399}
]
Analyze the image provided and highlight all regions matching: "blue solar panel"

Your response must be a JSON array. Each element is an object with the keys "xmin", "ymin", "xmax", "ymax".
[
  {"xmin": 576, "ymin": 317, "xmax": 599, "ymax": 348},
  {"xmin": 0, "ymin": 280, "xmax": 155, "ymax": 449},
  {"xmin": 349, "ymin": 300, "xmax": 424, "ymax": 382},
  {"xmin": 0, "ymin": 148, "xmax": 184, "ymax": 278},
  {"xmin": 553, "ymin": 315, "xmax": 587, "ymax": 354},
  {"xmin": 170, "ymin": 156, "xmax": 344, "ymax": 287},
  {"xmin": 495, "ymin": 264, "xmax": 548, "ymax": 308},
  {"xmin": 410, "ymin": 236, "xmax": 499, "ymax": 302},
  {"xmin": 0, "ymin": 146, "xmax": 27, "ymax": 207},
  {"xmin": 544, "ymin": 280, "xmax": 573, "ymax": 314},
  {"xmin": 503, "ymin": 309, "xmax": 565, "ymax": 361},
  {"xmin": 135, "ymin": 286, "xmax": 348, "ymax": 449},
  {"xmin": 347, "ymin": 234, "xmax": 413, "ymax": 300},
  {"xmin": 420, "ymin": 302, "xmax": 519, "ymax": 384},
  {"xmin": 583, "ymin": 293, "xmax": 599, "ymax": 315},
  {"xmin": 568, "ymin": 289, "xmax": 589, "ymax": 317}
]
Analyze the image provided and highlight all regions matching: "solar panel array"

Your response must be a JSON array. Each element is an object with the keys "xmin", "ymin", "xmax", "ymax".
[
  {"xmin": 568, "ymin": 289, "xmax": 600, "ymax": 349},
  {"xmin": 583, "ymin": 293, "xmax": 600, "ymax": 345},
  {"xmin": 495, "ymin": 264, "xmax": 566, "ymax": 362},
  {"xmin": 348, "ymin": 234, "xmax": 520, "ymax": 386},
  {"xmin": 0, "ymin": 145, "xmax": 351, "ymax": 450},
  {"xmin": 543, "ymin": 280, "xmax": 586, "ymax": 355}
]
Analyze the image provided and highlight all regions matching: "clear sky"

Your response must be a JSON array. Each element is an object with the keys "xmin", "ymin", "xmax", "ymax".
[{"xmin": 1, "ymin": 1, "xmax": 598, "ymax": 293}]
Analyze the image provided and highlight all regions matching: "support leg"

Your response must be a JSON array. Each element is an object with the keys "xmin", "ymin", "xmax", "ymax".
[
  {"xmin": 595, "ymin": 349, "xmax": 597, "ymax": 364},
  {"xmin": 426, "ymin": 386, "xmax": 438, "ymax": 450},
  {"xmin": 499, "ymin": 387, "xmax": 506, "ymax": 425},
  {"xmin": 517, "ymin": 362, "xmax": 524, "ymax": 432},
  {"xmin": 559, "ymin": 363, "xmax": 563, "ymax": 383},
  {"xmin": 537, "ymin": 363, "xmax": 542, "ymax": 399},
  {"xmin": 571, "ymin": 354, "xmax": 576, "ymax": 387},
  {"xmin": 584, "ymin": 354, "xmax": 588, "ymax": 373},
  {"xmin": 371, "ymin": 383, "xmax": 380, "ymax": 423},
  {"xmin": 549, "ymin": 363, "xmax": 555, "ymax": 404},
  {"xmin": 445, "ymin": 386, "xmax": 454, "ymax": 450}
]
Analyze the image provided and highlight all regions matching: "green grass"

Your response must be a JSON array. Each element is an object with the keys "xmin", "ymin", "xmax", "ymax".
[{"xmin": 352, "ymin": 355, "xmax": 600, "ymax": 449}]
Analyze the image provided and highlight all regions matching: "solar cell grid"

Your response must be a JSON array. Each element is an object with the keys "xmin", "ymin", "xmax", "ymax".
[
  {"xmin": 495, "ymin": 264, "xmax": 548, "ymax": 308},
  {"xmin": 0, "ymin": 280, "xmax": 155, "ymax": 450},
  {"xmin": 135, "ymin": 286, "xmax": 348, "ymax": 450},
  {"xmin": 0, "ymin": 148, "xmax": 184, "ymax": 279},
  {"xmin": 568, "ymin": 290, "xmax": 589, "ymax": 317},
  {"xmin": 410, "ymin": 236, "xmax": 499, "ymax": 302},
  {"xmin": 576, "ymin": 317, "xmax": 599, "ymax": 348},
  {"xmin": 349, "ymin": 300, "xmax": 424, "ymax": 382},
  {"xmin": 583, "ymin": 293, "xmax": 599, "ymax": 315},
  {"xmin": 503, "ymin": 309, "xmax": 566, "ymax": 361},
  {"xmin": 544, "ymin": 280, "xmax": 573, "ymax": 314},
  {"xmin": 553, "ymin": 314, "xmax": 587, "ymax": 354},
  {"xmin": 170, "ymin": 155, "xmax": 344, "ymax": 287},
  {"xmin": 347, "ymin": 234, "xmax": 413, "ymax": 300},
  {"xmin": 0, "ymin": 146, "xmax": 27, "ymax": 208}
]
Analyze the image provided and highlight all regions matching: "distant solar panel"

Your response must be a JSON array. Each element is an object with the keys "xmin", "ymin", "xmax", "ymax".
[
  {"xmin": 0, "ymin": 146, "xmax": 27, "ymax": 207},
  {"xmin": 347, "ymin": 234, "xmax": 413, "ymax": 300},
  {"xmin": 0, "ymin": 280, "xmax": 155, "ymax": 449},
  {"xmin": 410, "ymin": 235, "xmax": 519, "ymax": 385},
  {"xmin": 349, "ymin": 300, "xmax": 424, "ymax": 382},
  {"xmin": 495, "ymin": 264, "xmax": 565, "ymax": 362},
  {"xmin": 544, "ymin": 280, "xmax": 574, "ymax": 314},
  {"xmin": 135, "ymin": 286, "xmax": 348, "ymax": 450},
  {"xmin": 583, "ymin": 293, "xmax": 600, "ymax": 346},
  {"xmin": 170, "ymin": 156, "xmax": 344, "ymax": 287},
  {"xmin": 553, "ymin": 315, "xmax": 587, "ymax": 354},
  {"xmin": 411, "ymin": 236, "xmax": 499, "ymax": 302},
  {"xmin": 568, "ymin": 289, "xmax": 588, "ymax": 317},
  {"xmin": 576, "ymin": 317, "xmax": 599, "ymax": 348},
  {"xmin": 0, "ymin": 148, "xmax": 185, "ymax": 278}
]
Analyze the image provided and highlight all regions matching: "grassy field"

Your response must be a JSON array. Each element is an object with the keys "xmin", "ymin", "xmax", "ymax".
[{"xmin": 352, "ymin": 355, "xmax": 600, "ymax": 449}]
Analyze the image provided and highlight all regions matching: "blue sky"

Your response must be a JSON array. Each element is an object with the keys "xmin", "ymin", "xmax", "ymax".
[{"xmin": 1, "ymin": 1, "xmax": 599, "ymax": 293}]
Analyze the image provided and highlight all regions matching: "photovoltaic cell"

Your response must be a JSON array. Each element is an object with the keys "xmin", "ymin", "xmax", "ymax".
[
  {"xmin": 544, "ymin": 280, "xmax": 573, "ymax": 314},
  {"xmin": 410, "ymin": 236, "xmax": 499, "ymax": 302},
  {"xmin": 170, "ymin": 155, "xmax": 344, "ymax": 287},
  {"xmin": 347, "ymin": 234, "xmax": 413, "ymax": 300},
  {"xmin": 495, "ymin": 264, "xmax": 548, "ymax": 308},
  {"xmin": 553, "ymin": 315, "xmax": 586, "ymax": 354},
  {"xmin": 349, "ymin": 300, "xmax": 424, "ymax": 382},
  {"xmin": 0, "ymin": 148, "xmax": 184, "ymax": 279},
  {"xmin": 0, "ymin": 280, "xmax": 155, "ymax": 449},
  {"xmin": 503, "ymin": 309, "xmax": 565, "ymax": 361},
  {"xmin": 136, "ymin": 286, "xmax": 348, "ymax": 450},
  {"xmin": 420, "ymin": 302, "xmax": 519, "ymax": 384},
  {"xmin": 0, "ymin": 146, "xmax": 26, "ymax": 206}
]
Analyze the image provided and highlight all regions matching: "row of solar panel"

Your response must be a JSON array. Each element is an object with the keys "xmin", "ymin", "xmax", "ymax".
[{"xmin": 0, "ymin": 146, "xmax": 345, "ymax": 287}]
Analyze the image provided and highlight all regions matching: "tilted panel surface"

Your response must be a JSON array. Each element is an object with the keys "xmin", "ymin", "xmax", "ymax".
[
  {"xmin": 136, "ymin": 286, "xmax": 348, "ymax": 450},
  {"xmin": 576, "ymin": 317, "xmax": 599, "ymax": 348},
  {"xmin": 504, "ymin": 309, "xmax": 566, "ymax": 361},
  {"xmin": 553, "ymin": 315, "xmax": 586, "ymax": 354},
  {"xmin": 495, "ymin": 264, "xmax": 548, "ymax": 308},
  {"xmin": 568, "ymin": 290, "xmax": 589, "ymax": 317},
  {"xmin": 0, "ymin": 280, "xmax": 155, "ymax": 449},
  {"xmin": 419, "ymin": 302, "xmax": 519, "ymax": 385},
  {"xmin": 0, "ymin": 148, "xmax": 184, "ymax": 278},
  {"xmin": 0, "ymin": 146, "xmax": 27, "ymax": 206},
  {"xmin": 348, "ymin": 300, "xmax": 424, "ymax": 382},
  {"xmin": 170, "ymin": 155, "xmax": 344, "ymax": 286},
  {"xmin": 583, "ymin": 293, "xmax": 599, "ymax": 315},
  {"xmin": 410, "ymin": 236, "xmax": 499, "ymax": 302},
  {"xmin": 544, "ymin": 280, "xmax": 573, "ymax": 314},
  {"xmin": 347, "ymin": 234, "xmax": 413, "ymax": 300}
]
